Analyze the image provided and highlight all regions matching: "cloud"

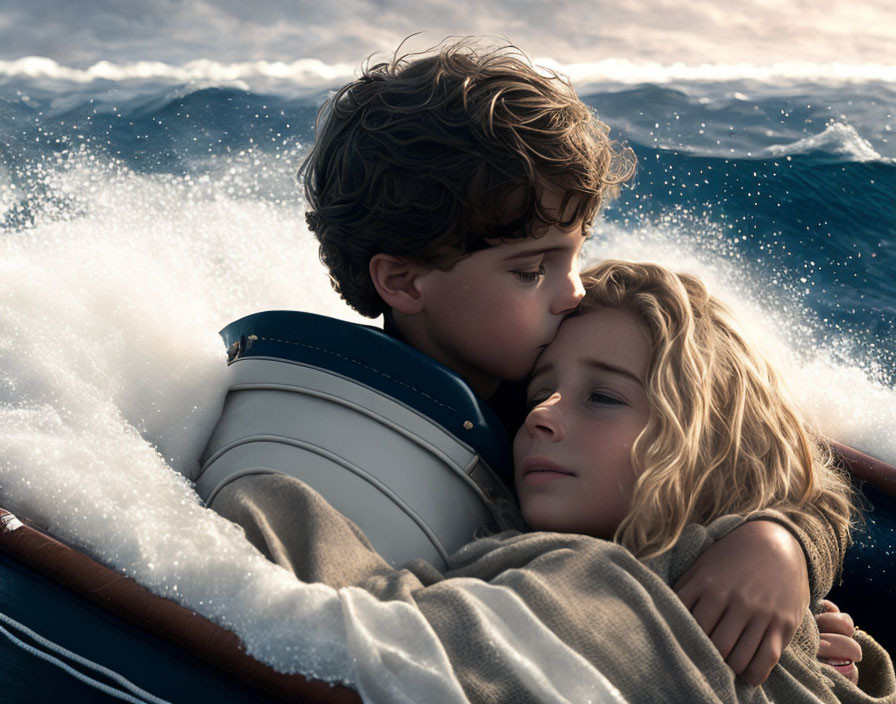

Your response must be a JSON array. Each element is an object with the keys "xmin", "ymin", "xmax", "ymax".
[{"xmin": 0, "ymin": 0, "xmax": 894, "ymax": 68}]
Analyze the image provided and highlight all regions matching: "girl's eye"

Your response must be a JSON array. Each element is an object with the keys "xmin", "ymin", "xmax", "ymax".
[
  {"xmin": 525, "ymin": 394, "xmax": 550, "ymax": 412},
  {"xmin": 589, "ymin": 392, "xmax": 624, "ymax": 406},
  {"xmin": 512, "ymin": 265, "xmax": 546, "ymax": 283}
]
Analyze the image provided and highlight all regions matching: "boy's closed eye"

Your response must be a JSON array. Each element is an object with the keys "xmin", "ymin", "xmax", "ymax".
[
  {"xmin": 503, "ymin": 239, "xmax": 582, "ymax": 287},
  {"xmin": 512, "ymin": 264, "xmax": 546, "ymax": 283}
]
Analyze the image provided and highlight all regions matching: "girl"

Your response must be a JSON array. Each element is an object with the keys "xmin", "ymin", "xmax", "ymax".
[
  {"xmin": 213, "ymin": 259, "xmax": 890, "ymax": 701},
  {"xmin": 514, "ymin": 259, "xmax": 869, "ymax": 687}
]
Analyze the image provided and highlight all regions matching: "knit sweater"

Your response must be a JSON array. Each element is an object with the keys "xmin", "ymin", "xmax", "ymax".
[{"xmin": 211, "ymin": 473, "xmax": 894, "ymax": 704}]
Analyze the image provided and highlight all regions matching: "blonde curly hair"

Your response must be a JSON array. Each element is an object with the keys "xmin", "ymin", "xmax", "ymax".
[{"xmin": 577, "ymin": 260, "xmax": 854, "ymax": 560}]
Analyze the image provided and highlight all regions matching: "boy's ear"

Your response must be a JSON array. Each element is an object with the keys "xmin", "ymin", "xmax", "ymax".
[{"xmin": 369, "ymin": 254, "xmax": 429, "ymax": 315}]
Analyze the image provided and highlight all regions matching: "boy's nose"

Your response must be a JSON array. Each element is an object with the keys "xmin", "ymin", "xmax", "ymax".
[
  {"xmin": 524, "ymin": 395, "xmax": 565, "ymax": 440},
  {"xmin": 551, "ymin": 271, "xmax": 585, "ymax": 315}
]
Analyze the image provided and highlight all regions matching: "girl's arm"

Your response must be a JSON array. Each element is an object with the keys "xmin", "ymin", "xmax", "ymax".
[{"xmin": 816, "ymin": 600, "xmax": 861, "ymax": 685}]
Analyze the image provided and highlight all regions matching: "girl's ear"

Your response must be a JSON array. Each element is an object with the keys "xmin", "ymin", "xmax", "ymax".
[{"xmin": 369, "ymin": 254, "xmax": 428, "ymax": 315}]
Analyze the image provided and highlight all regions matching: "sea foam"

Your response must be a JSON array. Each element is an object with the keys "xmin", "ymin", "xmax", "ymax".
[
  {"xmin": 0, "ymin": 56, "xmax": 357, "ymax": 96},
  {"xmin": 1, "ymin": 149, "xmax": 640, "ymax": 702}
]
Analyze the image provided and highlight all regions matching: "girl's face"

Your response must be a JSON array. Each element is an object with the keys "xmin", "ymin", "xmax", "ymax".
[{"xmin": 512, "ymin": 307, "xmax": 652, "ymax": 538}]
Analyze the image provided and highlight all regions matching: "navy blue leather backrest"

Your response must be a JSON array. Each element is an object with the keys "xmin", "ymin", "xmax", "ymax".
[
  {"xmin": 0, "ymin": 549, "xmax": 286, "ymax": 704},
  {"xmin": 221, "ymin": 311, "xmax": 513, "ymax": 481},
  {"xmin": 827, "ymin": 482, "xmax": 896, "ymax": 657}
]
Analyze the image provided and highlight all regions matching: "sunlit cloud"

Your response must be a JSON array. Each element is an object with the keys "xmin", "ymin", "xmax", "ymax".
[{"xmin": 1, "ymin": 0, "xmax": 893, "ymax": 69}]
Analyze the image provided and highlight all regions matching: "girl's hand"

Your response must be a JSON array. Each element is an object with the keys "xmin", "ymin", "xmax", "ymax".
[
  {"xmin": 674, "ymin": 520, "xmax": 809, "ymax": 686},
  {"xmin": 816, "ymin": 599, "xmax": 861, "ymax": 684}
]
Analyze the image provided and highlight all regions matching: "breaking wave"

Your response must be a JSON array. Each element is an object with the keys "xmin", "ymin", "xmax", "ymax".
[
  {"xmin": 764, "ymin": 121, "xmax": 889, "ymax": 162},
  {"xmin": 3, "ymin": 56, "xmax": 896, "ymax": 92}
]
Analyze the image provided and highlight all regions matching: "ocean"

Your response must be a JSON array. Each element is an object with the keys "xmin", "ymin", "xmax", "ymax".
[
  {"xmin": 1, "ymin": 14, "xmax": 895, "ymax": 698},
  {"xmin": 2, "ymin": 63, "xmax": 893, "ymax": 457}
]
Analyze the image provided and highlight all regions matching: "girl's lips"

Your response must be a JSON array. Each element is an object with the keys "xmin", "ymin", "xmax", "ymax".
[
  {"xmin": 521, "ymin": 457, "xmax": 575, "ymax": 483},
  {"xmin": 523, "ymin": 471, "xmax": 572, "ymax": 485}
]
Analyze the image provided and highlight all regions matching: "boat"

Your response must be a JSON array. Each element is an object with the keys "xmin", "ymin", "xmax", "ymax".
[{"xmin": 1, "ymin": 312, "xmax": 893, "ymax": 702}]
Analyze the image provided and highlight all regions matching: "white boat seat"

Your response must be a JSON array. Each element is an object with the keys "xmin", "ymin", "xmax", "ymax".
[{"xmin": 196, "ymin": 311, "xmax": 524, "ymax": 569}]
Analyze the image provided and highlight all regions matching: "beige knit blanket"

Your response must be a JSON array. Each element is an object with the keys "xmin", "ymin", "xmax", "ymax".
[{"xmin": 213, "ymin": 473, "xmax": 895, "ymax": 704}]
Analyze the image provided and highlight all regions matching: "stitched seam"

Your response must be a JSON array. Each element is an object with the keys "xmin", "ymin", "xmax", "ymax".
[{"xmin": 255, "ymin": 336, "xmax": 457, "ymax": 412}]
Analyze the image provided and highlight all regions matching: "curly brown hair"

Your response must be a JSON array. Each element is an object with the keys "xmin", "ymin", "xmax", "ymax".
[{"xmin": 300, "ymin": 38, "xmax": 636, "ymax": 318}]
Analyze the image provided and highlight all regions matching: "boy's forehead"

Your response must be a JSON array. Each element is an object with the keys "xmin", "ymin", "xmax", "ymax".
[
  {"xmin": 522, "ymin": 236, "xmax": 582, "ymax": 253},
  {"xmin": 500, "ymin": 180, "xmax": 583, "ymax": 224},
  {"xmin": 485, "ymin": 226, "xmax": 588, "ymax": 260},
  {"xmin": 538, "ymin": 182, "xmax": 584, "ymax": 221}
]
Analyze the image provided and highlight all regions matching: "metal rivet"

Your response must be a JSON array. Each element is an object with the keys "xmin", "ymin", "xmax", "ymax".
[{"xmin": 463, "ymin": 420, "xmax": 473, "ymax": 430}]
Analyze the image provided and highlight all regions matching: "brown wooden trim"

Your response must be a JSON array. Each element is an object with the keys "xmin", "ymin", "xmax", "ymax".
[
  {"xmin": 829, "ymin": 440, "xmax": 896, "ymax": 499},
  {"xmin": 0, "ymin": 508, "xmax": 361, "ymax": 704}
]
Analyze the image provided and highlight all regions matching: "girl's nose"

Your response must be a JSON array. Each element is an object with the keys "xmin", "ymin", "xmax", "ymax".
[{"xmin": 524, "ymin": 394, "xmax": 565, "ymax": 441}]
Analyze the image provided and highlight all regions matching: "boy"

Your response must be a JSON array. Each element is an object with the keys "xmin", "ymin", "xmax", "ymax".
[
  {"xmin": 300, "ymin": 39, "xmax": 632, "ymax": 411},
  {"xmin": 211, "ymin": 39, "xmax": 843, "ymax": 686}
]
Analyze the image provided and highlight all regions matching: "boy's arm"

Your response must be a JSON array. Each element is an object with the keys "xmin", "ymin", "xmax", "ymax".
[
  {"xmin": 674, "ymin": 508, "xmax": 846, "ymax": 687},
  {"xmin": 751, "ymin": 505, "xmax": 850, "ymax": 605}
]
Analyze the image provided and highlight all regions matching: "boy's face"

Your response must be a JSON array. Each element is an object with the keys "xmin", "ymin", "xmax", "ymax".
[{"xmin": 411, "ymin": 189, "xmax": 586, "ymax": 398}]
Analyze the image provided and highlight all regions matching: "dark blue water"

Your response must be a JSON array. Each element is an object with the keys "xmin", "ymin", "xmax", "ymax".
[{"xmin": 2, "ymin": 81, "xmax": 894, "ymax": 382}]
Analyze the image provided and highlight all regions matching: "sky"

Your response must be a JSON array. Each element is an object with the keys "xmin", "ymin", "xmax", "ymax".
[{"xmin": 1, "ymin": 0, "xmax": 894, "ymax": 70}]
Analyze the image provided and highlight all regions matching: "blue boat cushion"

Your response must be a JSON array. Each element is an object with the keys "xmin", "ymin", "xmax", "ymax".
[
  {"xmin": 221, "ymin": 311, "xmax": 513, "ymax": 481},
  {"xmin": 0, "ymin": 509, "xmax": 360, "ymax": 703}
]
